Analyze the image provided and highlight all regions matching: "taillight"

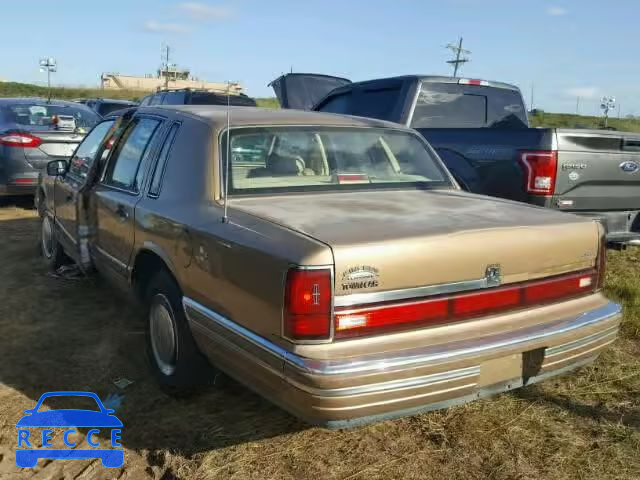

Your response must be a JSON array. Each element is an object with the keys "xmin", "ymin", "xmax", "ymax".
[
  {"xmin": 519, "ymin": 150, "xmax": 558, "ymax": 195},
  {"xmin": 0, "ymin": 133, "xmax": 42, "ymax": 148},
  {"xmin": 596, "ymin": 228, "xmax": 607, "ymax": 290},
  {"xmin": 284, "ymin": 268, "xmax": 332, "ymax": 340},
  {"xmin": 335, "ymin": 269, "xmax": 597, "ymax": 339}
]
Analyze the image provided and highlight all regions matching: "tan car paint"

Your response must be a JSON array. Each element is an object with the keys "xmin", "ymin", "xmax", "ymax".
[{"xmin": 46, "ymin": 106, "xmax": 620, "ymax": 427}]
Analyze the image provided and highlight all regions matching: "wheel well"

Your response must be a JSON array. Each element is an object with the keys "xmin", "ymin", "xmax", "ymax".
[{"xmin": 131, "ymin": 250, "xmax": 175, "ymax": 302}]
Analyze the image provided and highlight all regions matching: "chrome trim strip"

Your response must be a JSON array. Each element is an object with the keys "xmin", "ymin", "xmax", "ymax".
[
  {"xmin": 334, "ymin": 276, "xmax": 491, "ymax": 308},
  {"xmin": 183, "ymin": 296, "xmax": 311, "ymax": 373},
  {"xmin": 545, "ymin": 325, "xmax": 619, "ymax": 356},
  {"xmin": 94, "ymin": 245, "xmax": 128, "ymax": 271},
  {"xmin": 183, "ymin": 297, "xmax": 621, "ymax": 377},
  {"xmin": 288, "ymin": 366, "xmax": 480, "ymax": 398}
]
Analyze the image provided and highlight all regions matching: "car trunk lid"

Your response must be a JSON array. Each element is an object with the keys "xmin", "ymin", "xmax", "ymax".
[
  {"xmin": 231, "ymin": 189, "xmax": 600, "ymax": 300},
  {"xmin": 24, "ymin": 130, "xmax": 86, "ymax": 169}
]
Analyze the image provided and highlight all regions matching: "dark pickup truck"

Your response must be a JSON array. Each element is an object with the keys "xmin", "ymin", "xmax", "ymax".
[{"xmin": 271, "ymin": 73, "xmax": 640, "ymax": 246}]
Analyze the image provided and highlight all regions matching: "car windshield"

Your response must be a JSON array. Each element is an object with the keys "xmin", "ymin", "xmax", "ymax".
[
  {"xmin": 3, "ymin": 103, "xmax": 101, "ymax": 131},
  {"xmin": 224, "ymin": 126, "xmax": 452, "ymax": 194}
]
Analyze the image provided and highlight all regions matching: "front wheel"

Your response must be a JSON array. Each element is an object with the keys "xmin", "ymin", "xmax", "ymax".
[
  {"xmin": 145, "ymin": 270, "xmax": 214, "ymax": 391},
  {"xmin": 40, "ymin": 214, "xmax": 65, "ymax": 270}
]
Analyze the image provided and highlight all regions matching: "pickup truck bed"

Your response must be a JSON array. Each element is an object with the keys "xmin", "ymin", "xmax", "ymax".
[{"xmin": 271, "ymin": 73, "xmax": 640, "ymax": 246}]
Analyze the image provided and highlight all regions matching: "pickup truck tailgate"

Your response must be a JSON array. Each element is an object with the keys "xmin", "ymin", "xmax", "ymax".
[{"xmin": 555, "ymin": 130, "xmax": 640, "ymax": 210}]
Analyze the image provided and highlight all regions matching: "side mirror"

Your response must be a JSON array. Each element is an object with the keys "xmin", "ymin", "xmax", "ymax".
[{"xmin": 46, "ymin": 159, "xmax": 67, "ymax": 177}]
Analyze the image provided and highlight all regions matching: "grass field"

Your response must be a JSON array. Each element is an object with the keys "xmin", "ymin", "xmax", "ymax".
[{"xmin": 0, "ymin": 203, "xmax": 638, "ymax": 479}]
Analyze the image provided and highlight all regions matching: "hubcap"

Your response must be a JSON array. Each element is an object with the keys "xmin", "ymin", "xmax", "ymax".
[
  {"xmin": 149, "ymin": 295, "xmax": 177, "ymax": 376},
  {"xmin": 41, "ymin": 216, "xmax": 53, "ymax": 259}
]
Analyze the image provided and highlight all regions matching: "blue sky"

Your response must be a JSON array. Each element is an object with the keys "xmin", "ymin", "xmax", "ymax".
[{"xmin": 1, "ymin": 0, "xmax": 638, "ymax": 116}]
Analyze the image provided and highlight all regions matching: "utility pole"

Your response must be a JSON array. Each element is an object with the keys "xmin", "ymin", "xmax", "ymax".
[
  {"xmin": 576, "ymin": 96, "xmax": 580, "ymax": 115},
  {"xmin": 162, "ymin": 44, "xmax": 170, "ymax": 89},
  {"xmin": 530, "ymin": 83, "xmax": 535, "ymax": 111},
  {"xmin": 39, "ymin": 57, "xmax": 57, "ymax": 102},
  {"xmin": 446, "ymin": 37, "xmax": 470, "ymax": 77}
]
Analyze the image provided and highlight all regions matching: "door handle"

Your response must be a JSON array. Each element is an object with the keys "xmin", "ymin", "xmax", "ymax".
[{"xmin": 115, "ymin": 204, "xmax": 129, "ymax": 221}]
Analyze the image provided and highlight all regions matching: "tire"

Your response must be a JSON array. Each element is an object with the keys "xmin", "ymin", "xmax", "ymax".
[
  {"xmin": 40, "ymin": 214, "xmax": 65, "ymax": 270},
  {"xmin": 145, "ymin": 269, "xmax": 214, "ymax": 391}
]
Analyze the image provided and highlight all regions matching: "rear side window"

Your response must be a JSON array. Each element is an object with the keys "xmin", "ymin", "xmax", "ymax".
[
  {"xmin": 411, "ymin": 83, "xmax": 527, "ymax": 129},
  {"xmin": 148, "ymin": 123, "xmax": 180, "ymax": 197},
  {"xmin": 149, "ymin": 94, "xmax": 165, "ymax": 106},
  {"xmin": 103, "ymin": 118, "xmax": 161, "ymax": 191},
  {"xmin": 353, "ymin": 88, "xmax": 401, "ymax": 121},
  {"xmin": 316, "ymin": 92, "xmax": 352, "ymax": 114},
  {"xmin": 68, "ymin": 120, "xmax": 114, "ymax": 179},
  {"xmin": 162, "ymin": 91, "xmax": 185, "ymax": 104}
]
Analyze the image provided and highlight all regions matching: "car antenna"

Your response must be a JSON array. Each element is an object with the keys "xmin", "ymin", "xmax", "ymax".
[{"xmin": 222, "ymin": 80, "xmax": 231, "ymax": 224}]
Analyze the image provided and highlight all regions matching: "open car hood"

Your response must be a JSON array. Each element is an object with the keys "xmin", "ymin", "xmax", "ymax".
[{"xmin": 269, "ymin": 73, "xmax": 351, "ymax": 110}]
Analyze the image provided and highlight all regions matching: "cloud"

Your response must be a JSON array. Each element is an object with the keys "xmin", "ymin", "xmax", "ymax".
[
  {"xmin": 178, "ymin": 2, "xmax": 232, "ymax": 20},
  {"xmin": 547, "ymin": 6, "xmax": 567, "ymax": 16},
  {"xmin": 143, "ymin": 20, "xmax": 191, "ymax": 34},
  {"xmin": 565, "ymin": 87, "xmax": 599, "ymax": 99}
]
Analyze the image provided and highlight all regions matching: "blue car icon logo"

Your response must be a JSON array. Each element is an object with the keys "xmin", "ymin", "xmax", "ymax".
[{"xmin": 15, "ymin": 391, "xmax": 124, "ymax": 468}]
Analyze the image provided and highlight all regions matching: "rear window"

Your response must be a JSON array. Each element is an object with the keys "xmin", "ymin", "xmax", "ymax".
[
  {"xmin": 97, "ymin": 102, "xmax": 133, "ymax": 116},
  {"xmin": 3, "ymin": 103, "xmax": 100, "ymax": 131},
  {"xmin": 223, "ymin": 126, "xmax": 451, "ymax": 195},
  {"xmin": 411, "ymin": 83, "xmax": 527, "ymax": 129},
  {"xmin": 189, "ymin": 92, "xmax": 257, "ymax": 107}
]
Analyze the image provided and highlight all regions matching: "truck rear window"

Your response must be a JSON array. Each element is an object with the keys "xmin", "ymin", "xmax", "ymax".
[{"xmin": 411, "ymin": 83, "xmax": 527, "ymax": 129}]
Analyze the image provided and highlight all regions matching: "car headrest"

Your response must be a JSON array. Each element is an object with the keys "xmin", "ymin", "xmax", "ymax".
[{"xmin": 268, "ymin": 153, "xmax": 305, "ymax": 175}]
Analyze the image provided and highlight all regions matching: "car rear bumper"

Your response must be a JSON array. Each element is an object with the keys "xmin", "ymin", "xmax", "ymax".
[
  {"xmin": 0, "ymin": 173, "xmax": 39, "ymax": 196},
  {"xmin": 184, "ymin": 297, "xmax": 621, "ymax": 428}
]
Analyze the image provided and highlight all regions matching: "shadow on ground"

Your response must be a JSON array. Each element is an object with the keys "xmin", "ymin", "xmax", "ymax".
[{"xmin": 0, "ymin": 215, "xmax": 305, "ymax": 466}]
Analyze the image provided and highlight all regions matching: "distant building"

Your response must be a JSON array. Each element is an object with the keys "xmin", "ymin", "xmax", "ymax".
[{"xmin": 100, "ymin": 66, "xmax": 243, "ymax": 94}]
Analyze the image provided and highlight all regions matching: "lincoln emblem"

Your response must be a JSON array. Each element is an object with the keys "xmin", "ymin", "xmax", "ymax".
[{"xmin": 312, "ymin": 283, "xmax": 321, "ymax": 305}]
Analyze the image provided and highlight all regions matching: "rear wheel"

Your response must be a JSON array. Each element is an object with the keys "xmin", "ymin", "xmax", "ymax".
[
  {"xmin": 40, "ymin": 214, "xmax": 65, "ymax": 270},
  {"xmin": 145, "ymin": 269, "xmax": 214, "ymax": 391}
]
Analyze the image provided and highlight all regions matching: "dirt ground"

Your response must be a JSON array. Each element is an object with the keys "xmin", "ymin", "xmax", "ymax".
[{"xmin": 0, "ymin": 202, "xmax": 638, "ymax": 480}]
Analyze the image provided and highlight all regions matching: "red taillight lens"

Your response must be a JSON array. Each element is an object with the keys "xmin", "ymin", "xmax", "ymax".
[
  {"xmin": 596, "ymin": 229, "xmax": 607, "ymax": 290},
  {"xmin": 284, "ymin": 268, "xmax": 332, "ymax": 340},
  {"xmin": 335, "ymin": 269, "xmax": 597, "ymax": 338},
  {"xmin": 0, "ymin": 133, "xmax": 42, "ymax": 148},
  {"xmin": 524, "ymin": 271, "xmax": 596, "ymax": 304},
  {"xmin": 519, "ymin": 150, "xmax": 558, "ymax": 195}
]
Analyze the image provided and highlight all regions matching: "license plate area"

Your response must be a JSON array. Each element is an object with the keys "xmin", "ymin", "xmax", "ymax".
[{"xmin": 478, "ymin": 353, "xmax": 523, "ymax": 388}]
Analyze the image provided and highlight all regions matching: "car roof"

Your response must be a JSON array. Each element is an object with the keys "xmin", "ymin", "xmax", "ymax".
[
  {"xmin": 138, "ymin": 105, "xmax": 406, "ymax": 130},
  {"xmin": 333, "ymin": 75, "xmax": 520, "ymax": 92},
  {"xmin": 0, "ymin": 97, "xmax": 95, "ymax": 106},
  {"xmin": 85, "ymin": 98, "xmax": 137, "ymax": 104}
]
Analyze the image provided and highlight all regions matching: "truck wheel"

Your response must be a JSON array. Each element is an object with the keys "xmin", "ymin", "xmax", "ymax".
[
  {"xmin": 40, "ymin": 214, "xmax": 65, "ymax": 270},
  {"xmin": 145, "ymin": 269, "xmax": 214, "ymax": 392}
]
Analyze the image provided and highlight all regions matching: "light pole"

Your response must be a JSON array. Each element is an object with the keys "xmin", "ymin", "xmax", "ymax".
[
  {"xmin": 600, "ymin": 96, "xmax": 616, "ymax": 128},
  {"xmin": 39, "ymin": 57, "xmax": 57, "ymax": 102}
]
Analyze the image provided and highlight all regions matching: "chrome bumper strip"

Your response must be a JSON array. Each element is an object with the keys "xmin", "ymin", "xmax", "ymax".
[
  {"xmin": 183, "ymin": 298, "xmax": 621, "ymax": 378},
  {"xmin": 288, "ymin": 366, "xmax": 480, "ymax": 398}
]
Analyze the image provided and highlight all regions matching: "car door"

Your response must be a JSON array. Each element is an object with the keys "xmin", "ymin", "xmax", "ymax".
[
  {"xmin": 91, "ymin": 116, "xmax": 163, "ymax": 279},
  {"xmin": 53, "ymin": 120, "xmax": 115, "ymax": 257}
]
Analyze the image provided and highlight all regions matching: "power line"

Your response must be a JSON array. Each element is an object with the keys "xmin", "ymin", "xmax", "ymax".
[{"xmin": 446, "ymin": 37, "xmax": 470, "ymax": 77}]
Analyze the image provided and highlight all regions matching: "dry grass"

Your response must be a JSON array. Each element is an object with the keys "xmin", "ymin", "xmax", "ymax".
[{"xmin": 0, "ymin": 203, "xmax": 638, "ymax": 479}]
